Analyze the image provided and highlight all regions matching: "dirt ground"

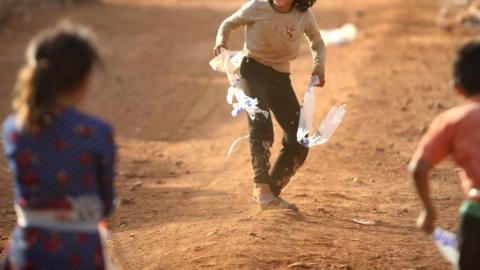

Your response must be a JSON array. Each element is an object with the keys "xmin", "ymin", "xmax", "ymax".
[{"xmin": 0, "ymin": 0, "xmax": 478, "ymax": 269}]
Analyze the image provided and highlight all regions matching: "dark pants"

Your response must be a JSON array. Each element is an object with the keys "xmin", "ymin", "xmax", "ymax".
[
  {"xmin": 239, "ymin": 57, "xmax": 309, "ymax": 196},
  {"xmin": 458, "ymin": 213, "xmax": 480, "ymax": 269}
]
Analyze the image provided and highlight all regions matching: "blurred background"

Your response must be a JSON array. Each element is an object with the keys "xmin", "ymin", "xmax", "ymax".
[{"xmin": 0, "ymin": 0, "xmax": 479, "ymax": 269}]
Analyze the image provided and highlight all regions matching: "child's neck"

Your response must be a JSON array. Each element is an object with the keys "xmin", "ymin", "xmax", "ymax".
[{"xmin": 272, "ymin": 1, "xmax": 293, "ymax": 13}]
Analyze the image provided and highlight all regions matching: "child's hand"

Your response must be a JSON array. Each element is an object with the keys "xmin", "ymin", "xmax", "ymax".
[
  {"xmin": 312, "ymin": 72, "xmax": 325, "ymax": 87},
  {"xmin": 416, "ymin": 209, "xmax": 436, "ymax": 234},
  {"xmin": 213, "ymin": 44, "xmax": 228, "ymax": 56}
]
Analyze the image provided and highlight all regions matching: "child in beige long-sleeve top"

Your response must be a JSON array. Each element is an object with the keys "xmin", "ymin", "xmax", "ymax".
[{"xmin": 213, "ymin": 0, "xmax": 326, "ymax": 210}]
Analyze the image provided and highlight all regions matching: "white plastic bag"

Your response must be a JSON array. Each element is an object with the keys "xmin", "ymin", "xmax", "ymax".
[
  {"xmin": 320, "ymin": 23, "xmax": 358, "ymax": 46},
  {"xmin": 297, "ymin": 76, "xmax": 346, "ymax": 148},
  {"xmin": 209, "ymin": 50, "xmax": 269, "ymax": 120},
  {"xmin": 432, "ymin": 227, "xmax": 459, "ymax": 268}
]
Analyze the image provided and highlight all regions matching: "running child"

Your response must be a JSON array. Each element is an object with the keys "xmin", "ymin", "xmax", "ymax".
[
  {"xmin": 1, "ymin": 23, "xmax": 116, "ymax": 269},
  {"xmin": 213, "ymin": 0, "xmax": 326, "ymax": 210},
  {"xmin": 410, "ymin": 40, "xmax": 480, "ymax": 269}
]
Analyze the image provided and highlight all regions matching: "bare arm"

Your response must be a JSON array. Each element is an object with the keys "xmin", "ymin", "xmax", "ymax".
[{"xmin": 409, "ymin": 159, "xmax": 436, "ymax": 234}]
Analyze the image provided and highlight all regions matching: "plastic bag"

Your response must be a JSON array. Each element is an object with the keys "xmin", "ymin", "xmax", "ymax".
[
  {"xmin": 297, "ymin": 76, "xmax": 346, "ymax": 148},
  {"xmin": 432, "ymin": 227, "xmax": 459, "ymax": 268},
  {"xmin": 320, "ymin": 23, "xmax": 358, "ymax": 46},
  {"xmin": 209, "ymin": 50, "xmax": 269, "ymax": 120}
]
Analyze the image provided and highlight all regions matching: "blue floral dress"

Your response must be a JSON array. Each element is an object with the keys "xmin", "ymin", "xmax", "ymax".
[{"xmin": 1, "ymin": 107, "xmax": 116, "ymax": 270}]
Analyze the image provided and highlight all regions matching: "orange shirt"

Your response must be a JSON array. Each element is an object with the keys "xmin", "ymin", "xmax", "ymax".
[{"xmin": 412, "ymin": 97, "xmax": 480, "ymax": 193}]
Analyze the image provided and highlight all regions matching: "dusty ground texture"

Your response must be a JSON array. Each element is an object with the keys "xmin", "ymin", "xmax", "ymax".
[{"xmin": 0, "ymin": 0, "xmax": 478, "ymax": 269}]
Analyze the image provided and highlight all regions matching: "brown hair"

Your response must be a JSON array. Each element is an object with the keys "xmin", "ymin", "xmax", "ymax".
[
  {"xmin": 13, "ymin": 22, "xmax": 100, "ymax": 132},
  {"xmin": 268, "ymin": 0, "xmax": 316, "ymax": 12}
]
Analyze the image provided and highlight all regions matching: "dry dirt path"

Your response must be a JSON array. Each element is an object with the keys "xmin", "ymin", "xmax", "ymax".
[{"xmin": 0, "ymin": 0, "xmax": 477, "ymax": 269}]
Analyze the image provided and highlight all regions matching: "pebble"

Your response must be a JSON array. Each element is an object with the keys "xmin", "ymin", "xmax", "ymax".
[
  {"xmin": 420, "ymin": 125, "xmax": 428, "ymax": 134},
  {"xmin": 352, "ymin": 218, "xmax": 377, "ymax": 226},
  {"xmin": 316, "ymin": 207, "xmax": 329, "ymax": 213},
  {"xmin": 120, "ymin": 198, "xmax": 133, "ymax": 205},
  {"xmin": 175, "ymin": 161, "xmax": 184, "ymax": 167},
  {"xmin": 194, "ymin": 246, "xmax": 203, "ymax": 252},
  {"xmin": 435, "ymin": 101, "xmax": 445, "ymax": 110},
  {"xmin": 356, "ymin": 10, "xmax": 365, "ymax": 18},
  {"xmin": 287, "ymin": 262, "xmax": 320, "ymax": 268},
  {"xmin": 249, "ymin": 232, "xmax": 257, "ymax": 237},
  {"xmin": 133, "ymin": 181, "xmax": 143, "ymax": 187}
]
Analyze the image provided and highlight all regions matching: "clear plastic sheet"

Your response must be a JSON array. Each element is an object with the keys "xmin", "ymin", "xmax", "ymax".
[
  {"xmin": 432, "ymin": 227, "xmax": 459, "ymax": 268},
  {"xmin": 211, "ymin": 51, "xmax": 345, "ymax": 154},
  {"xmin": 297, "ymin": 75, "xmax": 346, "ymax": 148},
  {"xmin": 209, "ymin": 49, "xmax": 269, "ymax": 120}
]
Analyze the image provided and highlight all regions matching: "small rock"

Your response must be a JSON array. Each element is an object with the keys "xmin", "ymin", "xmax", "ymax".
[
  {"xmin": 249, "ymin": 232, "xmax": 257, "ymax": 237},
  {"xmin": 175, "ymin": 161, "xmax": 184, "ymax": 167},
  {"xmin": 316, "ymin": 207, "xmax": 329, "ymax": 213},
  {"xmin": 156, "ymin": 180, "xmax": 164, "ymax": 184},
  {"xmin": 420, "ymin": 125, "xmax": 428, "ymax": 134},
  {"xmin": 133, "ymin": 181, "xmax": 143, "ymax": 187},
  {"xmin": 182, "ymin": 190, "xmax": 191, "ymax": 194},
  {"xmin": 232, "ymin": 210, "xmax": 242, "ymax": 214},
  {"xmin": 369, "ymin": 178, "xmax": 375, "ymax": 183},
  {"xmin": 185, "ymin": 170, "xmax": 191, "ymax": 175},
  {"xmin": 435, "ymin": 101, "xmax": 445, "ymax": 110},
  {"xmin": 294, "ymin": 193, "xmax": 308, "ymax": 198},
  {"xmin": 194, "ymin": 246, "xmax": 203, "ymax": 252},
  {"xmin": 352, "ymin": 218, "xmax": 376, "ymax": 226},
  {"xmin": 287, "ymin": 262, "xmax": 320, "ymax": 268},
  {"xmin": 356, "ymin": 10, "xmax": 365, "ymax": 18},
  {"xmin": 352, "ymin": 177, "xmax": 359, "ymax": 183},
  {"xmin": 206, "ymin": 231, "xmax": 216, "ymax": 237},
  {"xmin": 120, "ymin": 198, "xmax": 133, "ymax": 205},
  {"xmin": 129, "ymin": 233, "xmax": 136, "ymax": 238},
  {"xmin": 375, "ymin": 147, "xmax": 385, "ymax": 152}
]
